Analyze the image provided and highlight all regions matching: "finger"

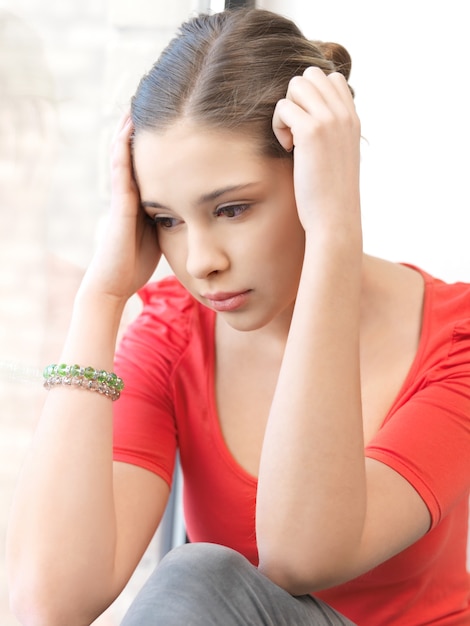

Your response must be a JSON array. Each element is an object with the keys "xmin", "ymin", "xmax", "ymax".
[
  {"xmin": 322, "ymin": 72, "xmax": 361, "ymax": 140},
  {"xmin": 111, "ymin": 117, "xmax": 138, "ymax": 200},
  {"xmin": 285, "ymin": 71, "xmax": 330, "ymax": 116},
  {"xmin": 295, "ymin": 67, "xmax": 354, "ymax": 118},
  {"xmin": 272, "ymin": 98, "xmax": 293, "ymax": 151},
  {"xmin": 276, "ymin": 73, "xmax": 337, "ymax": 149},
  {"xmin": 322, "ymin": 71, "xmax": 357, "ymax": 115},
  {"xmin": 111, "ymin": 108, "xmax": 132, "ymax": 147},
  {"xmin": 272, "ymin": 97, "xmax": 310, "ymax": 152},
  {"xmin": 111, "ymin": 115, "xmax": 133, "ymax": 172}
]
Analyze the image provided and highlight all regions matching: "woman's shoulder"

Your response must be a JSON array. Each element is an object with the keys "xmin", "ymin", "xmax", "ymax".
[
  {"xmin": 118, "ymin": 275, "xmax": 213, "ymax": 364},
  {"xmin": 370, "ymin": 258, "xmax": 470, "ymax": 373},
  {"xmin": 405, "ymin": 262, "xmax": 470, "ymax": 295},
  {"xmin": 406, "ymin": 264, "xmax": 470, "ymax": 329},
  {"xmin": 402, "ymin": 264, "xmax": 470, "ymax": 378}
]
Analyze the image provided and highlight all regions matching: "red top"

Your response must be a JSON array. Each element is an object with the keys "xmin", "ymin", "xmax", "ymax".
[{"xmin": 113, "ymin": 266, "xmax": 470, "ymax": 625}]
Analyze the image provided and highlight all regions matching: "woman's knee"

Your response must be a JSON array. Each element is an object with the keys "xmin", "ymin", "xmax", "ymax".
[
  {"xmin": 157, "ymin": 541, "xmax": 250, "ymax": 584},
  {"xmin": 122, "ymin": 543, "xmax": 356, "ymax": 626},
  {"xmin": 120, "ymin": 543, "xmax": 254, "ymax": 625}
]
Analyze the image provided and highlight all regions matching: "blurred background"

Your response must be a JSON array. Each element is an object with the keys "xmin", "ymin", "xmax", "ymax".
[{"xmin": 1, "ymin": 0, "xmax": 469, "ymax": 624}]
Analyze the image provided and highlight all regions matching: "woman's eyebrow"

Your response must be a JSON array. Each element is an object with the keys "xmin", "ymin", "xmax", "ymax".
[
  {"xmin": 141, "ymin": 182, "xmax": 259, "ymax": 211},
  {"xmin": 197, "ymin": 183, "xmax": 258, "ymax": 205},
  {"xmin": 141, "ymin": 200, "xmax": 168, "ymax": 211}
]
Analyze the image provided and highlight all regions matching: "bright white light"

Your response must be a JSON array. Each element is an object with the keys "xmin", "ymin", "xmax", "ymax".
[{"xmin": 211, "ymin": 0, "xmax": 225, "ymax": 11}]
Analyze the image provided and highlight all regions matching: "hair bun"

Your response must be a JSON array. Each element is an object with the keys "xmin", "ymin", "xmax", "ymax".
[{"xmin": 312, "ymin": 41, "xmax": 352, "ymax": 82}]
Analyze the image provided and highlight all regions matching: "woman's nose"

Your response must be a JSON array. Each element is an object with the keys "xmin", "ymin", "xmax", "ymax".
[{"xmin": 185, "ymin": 228, "xmax": 229, "ymax": 278}]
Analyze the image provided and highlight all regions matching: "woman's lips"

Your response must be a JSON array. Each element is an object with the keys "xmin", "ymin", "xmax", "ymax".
[{"xmin": 202, "ymin": 290, "xmax": 251, "ymax": 312}]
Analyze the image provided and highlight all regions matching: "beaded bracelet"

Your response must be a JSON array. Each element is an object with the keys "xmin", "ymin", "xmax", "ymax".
[{"xmin": 43, "ymin": 364, "xmax": 124, "ymax": 401}]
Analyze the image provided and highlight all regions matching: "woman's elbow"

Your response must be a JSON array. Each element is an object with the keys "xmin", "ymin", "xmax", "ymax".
[
  {"xmin": 10, "ymin": 586, "xmax": 68, "ymax": 626},
  {"xmin": 258, "ymin": 556, "xmax": 316, "ymax": 596},
  {"xmin": 9, "ymin": 574, "xmax": 102, "ymax": 626},
  {"xmin": 257, "ymin": 543, "xmax": 353, "ymax": 596}
]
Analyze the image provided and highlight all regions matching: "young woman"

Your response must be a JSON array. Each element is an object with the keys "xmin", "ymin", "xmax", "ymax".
[{"xmin": 7, "ymin": 8, "xmax": 470, "ymax": 625}]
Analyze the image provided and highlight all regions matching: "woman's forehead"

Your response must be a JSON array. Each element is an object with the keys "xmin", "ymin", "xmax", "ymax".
[
  {"xmin": 133, "ymin": 120, "xmax": 254, "ymax": 153},
  {"xmin": 133, "ymin": 125, "xmax": 291, "ymax": 209},
  {"xmin": 133, "ymin": 123, "xmax": 264, "ymax": 183}
]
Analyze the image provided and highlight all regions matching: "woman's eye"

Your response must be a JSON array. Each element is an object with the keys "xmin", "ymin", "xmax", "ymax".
[
  {"xmin": 215, "ymin": 204, "xmax": 249, "ymax": 218},
  {"xmin": 153, "ymin": 216, "xmax": 180, "ymax": 229}
]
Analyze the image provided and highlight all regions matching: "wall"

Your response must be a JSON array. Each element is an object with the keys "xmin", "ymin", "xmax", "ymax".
[
  {"xmin": 258, "ymin": 0, "xmax": 470, "ymax": 282},
  {"xmin": 0, "ymin": 1, "xmax": 200, "ymax": 624}
]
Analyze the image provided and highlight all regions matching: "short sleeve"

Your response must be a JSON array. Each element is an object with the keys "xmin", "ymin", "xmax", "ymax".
[
  {"xmin": 366, "ymin": 320, "xmax": 470, "ymax": 528},
  {"xmin": 112, "ymin": 278, "xmax": 195, "ymax": 487}
]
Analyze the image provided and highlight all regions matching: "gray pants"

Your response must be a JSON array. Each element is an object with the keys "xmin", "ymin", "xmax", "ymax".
[{"xmin": 120, "ymin": 543, "xmax": 356, "ymax": 625}]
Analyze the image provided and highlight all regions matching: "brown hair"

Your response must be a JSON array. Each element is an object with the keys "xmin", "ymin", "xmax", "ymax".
[{"xmin": 131, "ymin": 8, "xmax": 353, "ymax": 159}]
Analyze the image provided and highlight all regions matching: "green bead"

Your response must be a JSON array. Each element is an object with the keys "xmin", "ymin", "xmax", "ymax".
[
  {"xmin": 106, "ymin": 374, "xmax": 123, "ymax": 391},
  {"xmin": 43, "ymin": 364, "xmax": 56, "ymax": 378},
  {"xmin": 97, "ymin": 370, "xmax": 108, "ymax": 383},
  {"xmin": 83, "ymin": 366, "xmax": 95, "ymax": 380},
  {"xmin": 107, "ymin": 372, "xmax": 118, "ymax": 387},
  {"xmin": 69, "ymin": 364, "xmax": 81, "ymax": 376},
  {"xmin": 57, "ymin": 363, "xmax": 68, "ymax": 376}
]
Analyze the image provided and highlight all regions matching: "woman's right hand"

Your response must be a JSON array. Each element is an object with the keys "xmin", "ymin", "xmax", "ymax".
[{"xmin": 80, "ymin": 113, "xmax": 161, "ymax": 304}]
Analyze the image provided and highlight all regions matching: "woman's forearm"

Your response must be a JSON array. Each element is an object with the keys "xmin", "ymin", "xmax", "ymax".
[
  {"xmin": 256, "ymin": 227, "xmax": 365, "ymax": 594},
  {"xmin": 7, "ymin": 290, "xmax": 127, "ymax": 623},
  {"xmin": 7, "ymin": 112, "xmax": 162, "ymax": 624}
]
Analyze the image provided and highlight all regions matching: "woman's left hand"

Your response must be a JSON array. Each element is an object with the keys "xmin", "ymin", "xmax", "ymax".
[{"xmin": 272, "ymin": 67, "xmax": 361, "ymax": 235}]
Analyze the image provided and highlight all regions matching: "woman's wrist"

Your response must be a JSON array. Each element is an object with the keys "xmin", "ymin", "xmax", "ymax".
[
  {"xmin": 75, "ymin": 271, "xmax": 132, "ymax": 313},
  {"xmin": 58, "ymin": 287, "xmax": 128, "ymax": 369}
]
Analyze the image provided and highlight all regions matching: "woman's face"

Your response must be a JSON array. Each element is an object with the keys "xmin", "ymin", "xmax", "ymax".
[{"xmin": 133, "ymin": 121, "xmax": 305, "ymax": 332}]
